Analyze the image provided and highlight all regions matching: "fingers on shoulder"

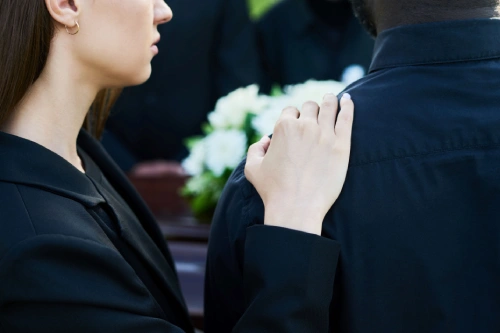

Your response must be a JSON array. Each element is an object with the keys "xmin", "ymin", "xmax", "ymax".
[
  {"xmin": 318, "ymin": 94, "xmax": 339, "ymax": 129},
  {"xmin": 300, "ymin": 101, "xmax": 320, "ymax": 121},
  {"xmin": 274, "ymin": 106, "xmax": 298, "ymax": 134},
  {"xmin": 334, "ymin": 94, "xmax": 355, "ymax": 149},
  {"xmin": 280, "ymin": 106, "xmax": 300, "ymax": 119}
]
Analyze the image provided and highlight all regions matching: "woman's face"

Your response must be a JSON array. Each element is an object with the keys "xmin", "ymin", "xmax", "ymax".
[{"xmin": 72, "ymin": 0, "xmax": 172, "ymax": 88}]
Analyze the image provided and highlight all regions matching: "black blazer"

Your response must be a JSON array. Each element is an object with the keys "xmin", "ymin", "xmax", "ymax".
[{"xmin": 0, "ymin": 129, "xmax": 340, "ymax": 332}]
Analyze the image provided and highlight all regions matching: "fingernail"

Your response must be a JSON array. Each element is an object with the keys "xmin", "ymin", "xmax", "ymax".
[
  {"xmin": 342, "ymin": 93, "xmax": 351, "ymax": 101},
  {"xmin": 324, "ymin": 93, "xmax": 335, "ymax": 99}
]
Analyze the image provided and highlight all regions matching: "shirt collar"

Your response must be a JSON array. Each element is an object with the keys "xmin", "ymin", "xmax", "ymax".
[
  {"xmin": 0, "ymin": 129, "xmax": 105, "ymax": 207},
  {"xmin": 370, "ymin": 18, "xmax": 500, "ymax": 73}
]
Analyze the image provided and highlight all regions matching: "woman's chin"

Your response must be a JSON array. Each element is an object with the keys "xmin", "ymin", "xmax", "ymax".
[{"xmin": 124, "ymin": 66, "xmax": 153, "ymax": 87}]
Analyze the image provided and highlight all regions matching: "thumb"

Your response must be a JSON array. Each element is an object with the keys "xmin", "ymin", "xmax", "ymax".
[
  {"xmin": 248, "ymin": 135, "xmax": 271, "ymax": 159},
  {"xmin": 245, "ymin": 136, "xmax": 271, "ymax": 182}
]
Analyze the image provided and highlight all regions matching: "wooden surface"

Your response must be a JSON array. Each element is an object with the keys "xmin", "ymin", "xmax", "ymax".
[
  {"xmin": 128, "ymin": 172, "xmax": 209, "ymax": 330},
  {"xmin": 168, "ymin": 241, "xmax": 207, "ymax": 330}
]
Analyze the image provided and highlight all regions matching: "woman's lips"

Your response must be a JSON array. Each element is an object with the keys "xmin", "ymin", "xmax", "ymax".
[{"xmin": 151, "ymin": 35, "xmax": 161, "ymax": 54}]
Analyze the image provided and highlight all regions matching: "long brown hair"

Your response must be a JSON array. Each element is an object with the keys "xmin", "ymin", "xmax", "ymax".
[{"xmin": 0, "ymin": 0, "xmax": 120, "ymax": 138}]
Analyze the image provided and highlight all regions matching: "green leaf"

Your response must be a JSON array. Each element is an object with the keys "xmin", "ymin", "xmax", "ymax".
[
  {"xmin": 202, "ymin": 122, "xmax": 213, "ymax": 135},
  {"xmin": 243, "ymin": 113, "xmax": 257, "ymax": 144},
  {"xmin": 248, "ymin": 0, "xmax": 281, "ymax": 21},
  {"xmin": 270, "ymin": 83, "xmax": 283, "ymax": 97},
  {"xmin": 184, "ymin": 136, "xmax": 203, "ymax": 150}
]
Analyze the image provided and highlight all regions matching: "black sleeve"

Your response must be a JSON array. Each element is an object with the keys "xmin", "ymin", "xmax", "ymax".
[
  {"xmin": 205, "ymin": 163, "xmax": 340, "ymax": 333},
  {"xmin": 0, "ymin": 235, "xmax": 187, "ymax": 333},
  {"xmin": 233, "ymin": 225, "xmax": 340, "ymax": 333}
]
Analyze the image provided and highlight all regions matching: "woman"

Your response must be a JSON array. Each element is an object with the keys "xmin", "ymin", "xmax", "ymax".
[{"xmin": 0, "ymin": 0, "xmax": 354, "ymax": 332}]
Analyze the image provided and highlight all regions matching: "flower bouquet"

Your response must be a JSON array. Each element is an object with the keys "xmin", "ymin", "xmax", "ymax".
[{"xmin": 181, "ymin": 80, "xmax": 346, "ymax": 222}]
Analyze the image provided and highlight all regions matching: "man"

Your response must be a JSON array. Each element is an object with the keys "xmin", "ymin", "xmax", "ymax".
[
  {"xmin": 257, "ymin": 0, "xmax": 374, "ymax": 93},
  {"xmin": 206, "ymin": 0, "xmax": 500, "ymax": 332},
  {"xmin": 103, "ymin": 0, "xmax": 261, "ymax": 172}
]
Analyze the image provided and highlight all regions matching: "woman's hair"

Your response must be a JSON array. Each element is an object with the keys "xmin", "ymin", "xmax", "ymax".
[{"xmin": 0, "ymin": 1, "xmax": 121, "ymax": 138}]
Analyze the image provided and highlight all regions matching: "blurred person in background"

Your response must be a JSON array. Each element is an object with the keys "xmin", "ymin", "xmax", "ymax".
[
  {"xmin": 103, "ymin": 0, "xmax": 261, "ymax": 174},
  {"xmin": 257, "ymin": 0, "xmax": 374, "ymax": 93}
]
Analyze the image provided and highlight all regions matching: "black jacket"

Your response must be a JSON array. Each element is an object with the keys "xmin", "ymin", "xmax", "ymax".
[
  {"xmin": 206, "ymin": 19, "xmax": 500, "ymax": 332},
  {"xmin": 0, "ymin": 129, "xmax": 340, "ymax": 332}
]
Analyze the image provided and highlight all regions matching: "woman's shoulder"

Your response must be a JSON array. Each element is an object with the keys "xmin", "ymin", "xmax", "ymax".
[{"xmin": 0, "ymin": 180, "xmax": 112, "ymax": 262}]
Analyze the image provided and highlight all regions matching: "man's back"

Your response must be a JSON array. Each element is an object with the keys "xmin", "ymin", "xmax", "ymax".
[{"xmin": 205, "ymin": 19, "xmax": 500, "ymax": 332}]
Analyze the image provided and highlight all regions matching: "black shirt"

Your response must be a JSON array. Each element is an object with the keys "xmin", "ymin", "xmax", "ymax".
[{"xmin": 206, "ymin": 18, "xmax": 500, "ymax": 332}]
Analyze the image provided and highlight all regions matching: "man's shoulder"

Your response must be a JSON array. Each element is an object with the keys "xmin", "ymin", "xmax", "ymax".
[
  {"xmin": 211, "ymin": 159, "xmax": 264, "ymax": 241},
  {"xmin": 339, "ymin": 65, "xmax": 500, "ymax": 167}
]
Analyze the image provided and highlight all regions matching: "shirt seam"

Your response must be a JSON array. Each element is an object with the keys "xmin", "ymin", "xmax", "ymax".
[
  {"xmin": 350, "ymin": 142, "xmax": 500, "ymax": 168},
  {"xmin": 15, "ymin": 184, "xmax": 37, "ymax": 235},
  {"xmin": 370, "ymin": 52, "xmax": 500, "ymax": 73}
]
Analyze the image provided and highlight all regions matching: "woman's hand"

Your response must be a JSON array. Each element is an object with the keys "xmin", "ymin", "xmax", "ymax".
[{"xmin": 245, "ymin": 93, "xmax": 354, "ymax": 236}]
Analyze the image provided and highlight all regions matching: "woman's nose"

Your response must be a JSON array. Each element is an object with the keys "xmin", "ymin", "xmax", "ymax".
[{"xmin": 154, "ymin": 0, "xmax": 173, "ymax": 25}]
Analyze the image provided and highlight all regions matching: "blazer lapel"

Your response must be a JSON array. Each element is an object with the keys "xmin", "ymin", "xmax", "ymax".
[{"xmin": 77, "ymin": 130, "xmax": 192, "ymax": 326}]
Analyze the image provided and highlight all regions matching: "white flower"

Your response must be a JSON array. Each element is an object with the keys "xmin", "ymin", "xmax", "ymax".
[
  {"xmin": 182, "ymin": 140, "xmax": 206, "ymax": 176},
  {"xmin": 184, "ymin": 175, "xmax": 209, "ymax": 194},
  {"xmin": 251, "ymin": 80, "xmax": 346, "ymax": 136},
  {"xmin": 208, "ymin": 85, "xmax": 267, "ymax": 130},
  {"xmin": 252, "ymin": 96, "xmax": 289, "ymax": 136},
  {"xmin": 204, "ymin": 130, "xmax": 247, "ymax": 176},
  {"xmin": 284, "ymin": 80, "xmax": 346, "ymax": 109},
  {"xmin": 341, "ymin": 65, "xmax": 366, "ymax": 85}
]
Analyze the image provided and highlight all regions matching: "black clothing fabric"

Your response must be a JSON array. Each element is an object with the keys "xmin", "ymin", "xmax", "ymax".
[
  {"xmin": 104, "ymin": 0, "xmax": 261, "ymax": 168},
  {"xmin": 256, "ymin": 0, "xmax": 374, "ymax": 93},
  {"xmin": 206, "ymin": 18, "xmax": 500, "ymax": 333},
  {"xmin": 0, "ymin": 130, "xmax": 341, "ymax": 332},
  {"xmin": 79, "ymin": 149, "xmax": 190, "ymax": 326}
]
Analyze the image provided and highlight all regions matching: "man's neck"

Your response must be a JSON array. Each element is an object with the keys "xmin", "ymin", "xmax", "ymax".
[{"xmin": 375, "ymin": 5, "xmax": 500, "ymax": 34}]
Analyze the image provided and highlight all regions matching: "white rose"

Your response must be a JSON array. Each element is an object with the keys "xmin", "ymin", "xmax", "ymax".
[
  {"xmin": 182, "ymin": 140, "xmax": 206, "ymax": 176},
  {"xmin": 252, "ymin": 96, "xmax": 290, "ymax": 136},
  {"xmin": 204, "ymin": 130, "xmax": 247, "ymax": 176},
  {"xmin": 284, "ymin": 80, "xmax": 346, "ymax": 108},
  {"xmin": 208, "ymin": 85, "xmax": 267, "ymax": 130}
]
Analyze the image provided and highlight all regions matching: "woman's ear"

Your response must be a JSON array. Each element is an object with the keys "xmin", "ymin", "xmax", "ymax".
[{"xmin": 44, "ymin": 0, "xmax": 81, "ymax": 28}]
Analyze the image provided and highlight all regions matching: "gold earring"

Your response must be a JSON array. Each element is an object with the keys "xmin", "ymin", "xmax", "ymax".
[{"xmin": 65, "ymin": 21, "xmax": 80, "ymax": 35}]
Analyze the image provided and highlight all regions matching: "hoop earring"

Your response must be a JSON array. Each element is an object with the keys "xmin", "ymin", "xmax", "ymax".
[{"xmin": 65, "ymin": 21, "xmax": 80, "ymax": 35}]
